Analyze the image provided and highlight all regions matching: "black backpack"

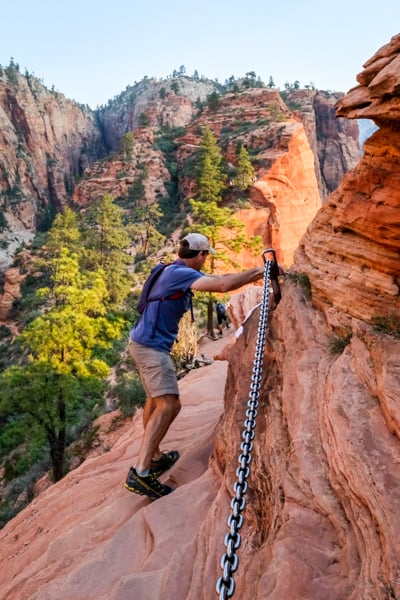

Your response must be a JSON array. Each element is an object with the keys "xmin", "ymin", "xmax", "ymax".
[
  {"xmin": 136, "ymin": 261, "xmax": 193, "ymax": 318},
  {"xmin": 216, "ymin": 302, "xmax": 226, "ymax": 316}
]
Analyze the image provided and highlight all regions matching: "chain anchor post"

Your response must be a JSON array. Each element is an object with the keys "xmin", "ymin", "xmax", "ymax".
[{"xmin": 262, "ymin": 248, "xmax": 281, "ymax": 304}]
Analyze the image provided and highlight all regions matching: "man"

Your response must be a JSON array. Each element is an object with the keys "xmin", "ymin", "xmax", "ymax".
[{"xmin": 125, "ymin": 232, "xmax": 266, "ymax": 499}]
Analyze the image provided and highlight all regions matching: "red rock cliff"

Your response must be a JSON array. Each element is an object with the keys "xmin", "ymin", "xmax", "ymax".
[{"xmin": 0, "ymin": 66, "xmax": 104, "ymax": 268}]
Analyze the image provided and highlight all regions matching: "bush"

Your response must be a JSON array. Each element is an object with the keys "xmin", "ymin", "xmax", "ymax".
[
  {"xmin": 287, "ymin": 272, "xmax": 312, "ymax": 299},
  {"xmin": 328, "ymin": 333, "xmax": 352, "ymax": 355},
  {"xmin": 112, "ymin": 373, "xmax": 146, "ymax": 417},
  {"xmin": 371, "ymin": 315, "xmax": 400, "ymax": 338},
  {"xmin": 171, "ymin": 312, "xmax": 199, "ymax": 367}
]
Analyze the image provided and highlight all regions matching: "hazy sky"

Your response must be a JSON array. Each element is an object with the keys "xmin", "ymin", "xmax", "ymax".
[{"xmin": 1, "ymin": 1, "xmax": 399, "ymax": 109}]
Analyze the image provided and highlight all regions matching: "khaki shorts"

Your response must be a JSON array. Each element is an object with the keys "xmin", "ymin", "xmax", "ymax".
[{"xmin": 128, "ymin": 339, "xmax": 179, "ymax": 397}]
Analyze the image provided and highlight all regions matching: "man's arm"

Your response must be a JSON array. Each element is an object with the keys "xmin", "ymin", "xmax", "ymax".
[{"xmin": 190, "ymin": 266, "xmax": 265, "ymax": 293}]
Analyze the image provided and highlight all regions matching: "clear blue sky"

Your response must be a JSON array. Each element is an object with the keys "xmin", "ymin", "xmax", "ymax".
[{"xmin": 1, "ymin": 1, "xmax": 399, "ymax": 109}]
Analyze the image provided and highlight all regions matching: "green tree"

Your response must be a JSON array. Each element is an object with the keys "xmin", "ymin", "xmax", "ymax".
[
  {"xmin": 207, "ymin": 91, "xmax": 220, "ymax": 112},
  {"xmin": 46, "ymin": 207, "xmax": 82, "ymax": 256},
  {"xmin": 81, "ymin": 194, "xmax": 132, "ymax": 305},
  {"xmin": 131, "ymin": 202, "xmax": 166, "ymax": 258},
  {"xmin": 138, "ymin": 113, "xmax": 150, "ymax": 127},
  {"xmin": 120, "ymin": 131, "xmax": 135, "ymax": 160},
  {"xmin": 0, "ymin": 249, "xmax": 124, "ymax": 481},
  {"xmin": 196, "ymin": 126, "xmax": 225, "ymax": 203},
  {"xmin": 232, "ymin": 145, "xmax": 255, "ymax": 191}
]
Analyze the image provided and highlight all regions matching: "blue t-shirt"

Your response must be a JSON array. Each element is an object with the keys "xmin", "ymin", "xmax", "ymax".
[{"xmin": 130, "ymin": 260, "xmax": 203, "ymax": 352}]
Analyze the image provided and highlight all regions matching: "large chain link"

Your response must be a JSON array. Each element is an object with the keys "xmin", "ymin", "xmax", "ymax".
[{"xmin": 216, "ymin": 255, "xmax": 275, "ymax": 599}]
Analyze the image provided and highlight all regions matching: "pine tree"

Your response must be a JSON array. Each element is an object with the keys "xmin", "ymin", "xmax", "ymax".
[
  {"xmin": 120, "ymin": 131, "xmax": 135, "ymax": 160},
  {"xmin": 232, "ymin": 145, "xmax": 255, "ymax": 191},
  {"xmin": 81, "ymin": 194, "xmax": 132, "ymax": 305},
  {"xmin": 0, "ymin": 249, "xmax": 125, "ymax": 481},
  {"xmin": 46, "ymin": 207, "xmax": 82, "ymax": 256},
  {"xmin": 196, "ymin": 126, "xmax": 225, "ymax": 203},
  {"xmin": 189, "ymin": 128, "xmax": 262, "ymax": 337}
]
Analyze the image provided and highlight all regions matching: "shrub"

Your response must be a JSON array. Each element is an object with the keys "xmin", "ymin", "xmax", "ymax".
[
  {"xmin": 112, "ymin": 373, "xmax": 146, "ymax": 417},
  {"xmin": 287, "ymin": 272, "xmax": 312, "ymax": 299},
  {"xmin": 371, "ymin": 316, "xmax": 400, "ymax": 338},
  {"xmin": 171, "ymin": 312, "xmax": 198, "ymax": 368},
  {"xmin": 328, "ymin": 333, "xmax": 352, "ymax": 355},
  {"xmin": 116, "ymin": 171, "xmax": 130, "ymax": 179}
]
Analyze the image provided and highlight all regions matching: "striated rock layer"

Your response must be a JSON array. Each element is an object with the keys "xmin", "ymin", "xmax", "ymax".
[
  {"xmin": 295, "ymin": 32, "xmax": 400, "ymax": 323},
  {"xmin": 283, "ymin": 89, "xmax": 360, "ymax": 199},
  {"xmin": 0, "ymin": 67, "xmax": 104, "ymax": 267}
]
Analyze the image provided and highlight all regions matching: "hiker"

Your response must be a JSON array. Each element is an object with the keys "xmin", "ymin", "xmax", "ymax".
[
  {"xmin": 124, "ymin": 232, "xmax": 266, "ymax": 499},
  {"xmin": 215, "ymin": 300, "xmax": 230, "ymax": 334}
]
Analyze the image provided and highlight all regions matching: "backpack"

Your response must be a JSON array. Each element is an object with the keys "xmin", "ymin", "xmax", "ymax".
[
  {"xmin": 216, "ymin": 302, "xmax": 226, "ymax": 316},
  {"xmin": 136, "ymin": 261, "xmax": 193, "ymax": 319}
]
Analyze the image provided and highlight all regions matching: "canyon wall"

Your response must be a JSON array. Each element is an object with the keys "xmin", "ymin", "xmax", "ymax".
[
  {"xmin": 0, "ymin": 66, "xmax": 359, "ymax": 275},
  {"xmin": 0, "ymin": 65, "xmax": 104, "ymax": 268}
]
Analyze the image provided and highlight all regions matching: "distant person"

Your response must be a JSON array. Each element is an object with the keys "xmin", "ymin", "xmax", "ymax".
[
  {"xmin": 215, "ymin": 300, "xmax": 230, "ymax": 334},
  {"xmin": 124, "ymin": 232, "xmax": 266, "ymax": 500}
]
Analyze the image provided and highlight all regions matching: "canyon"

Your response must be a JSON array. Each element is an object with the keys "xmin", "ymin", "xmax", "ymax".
[{"xmin": 0, "ymin": 34, "xmax": 399, "ymax": 600}]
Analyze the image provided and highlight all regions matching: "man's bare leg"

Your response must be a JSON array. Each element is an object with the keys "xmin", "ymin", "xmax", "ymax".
[
  {"xmin": 136, "ymin": 394, "xmax": 181, "ymax": 473},
  {"xmin": 142, "ymin": 396, "xmax": 163, "ymax": 460}
]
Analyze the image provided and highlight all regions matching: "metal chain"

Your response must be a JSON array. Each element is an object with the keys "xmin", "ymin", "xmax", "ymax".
[{"xmin": 216, "ymin": 254, "xmax": 275, "ymax": 599}]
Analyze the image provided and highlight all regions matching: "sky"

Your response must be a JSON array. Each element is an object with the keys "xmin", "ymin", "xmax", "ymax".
[{"xmin": 1, "ymin": 1, "xmax": 400, "ymax": 109}]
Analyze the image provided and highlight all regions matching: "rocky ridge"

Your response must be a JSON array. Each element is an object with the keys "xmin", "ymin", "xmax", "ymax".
[{"xmin": 0, "ymin": 67, "xmax": 359, "ymax": 275}]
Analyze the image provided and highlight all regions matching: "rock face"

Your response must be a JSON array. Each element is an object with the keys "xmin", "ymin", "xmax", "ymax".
[
  {"xmin": 284, "ymin": 89, "xmax": 360, "ymax": 200},
  {"xmin": 174, "ymin": 89, "xmax": 323, "ymax": 268},
  {"xmin": 336, "ymin": 33, "xmax": 400, "ymax": 124},
  {"xmin": 0, "ymin": 267, "xmax": 25, "ymax": 320},
  {"xmin": 97, "ymin": 77, "xmax": 217, "ymax": 151},
  {"xmin": 295, "ymin": 33, "xmax": 400, "ymax": 323},
  {"xmin": 73, "ymin": 128, "xmax": 171, "ymax": 206},
  {"xmin": 0, "ymin": 66, "xmax": 104, "ymax": 268},
  {"xmin": 0, "ymin": 36, "xmax": 398, "ymax": 600}
]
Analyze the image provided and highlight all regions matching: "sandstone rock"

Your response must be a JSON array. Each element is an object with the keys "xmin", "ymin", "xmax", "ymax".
[
  {"xmin": 295, "ymin": 34, "xmax": 400, "ymax": 323},
  {"xmin": 336, "ymin": 33, "xmax": 400, "ymax": 124},
  {"xmin": 0, "ymin": 68, "xmax": 104, "ymax": 267},
  {"xmin": 0, "ymin": 267, "xmax": 25, "ymax": 320},
  {"xmin": 284, "ymin": 90, "xmax": 359, "ymax": 199}
]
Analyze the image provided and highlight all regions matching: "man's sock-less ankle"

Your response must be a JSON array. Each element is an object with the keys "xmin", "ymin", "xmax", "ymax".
[{"xmin": 136, "ymin": 469, "xmax": 150, "ymax": 477}]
